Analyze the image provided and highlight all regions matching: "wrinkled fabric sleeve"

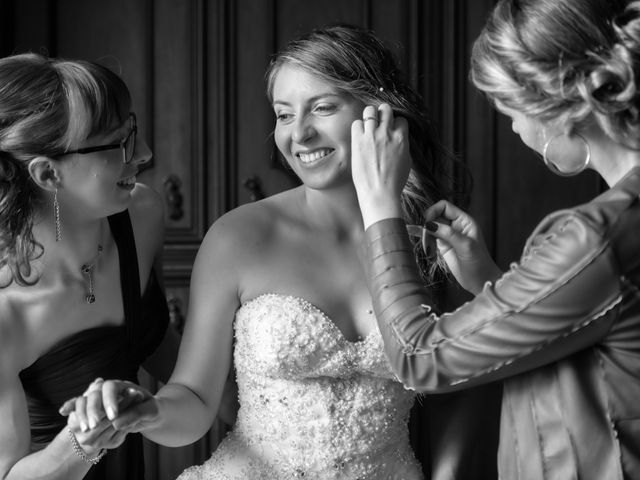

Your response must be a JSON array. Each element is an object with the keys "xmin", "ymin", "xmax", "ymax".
[{"xmin": 365, "ymin": 217, "xmax": 623, "ymax": 393}]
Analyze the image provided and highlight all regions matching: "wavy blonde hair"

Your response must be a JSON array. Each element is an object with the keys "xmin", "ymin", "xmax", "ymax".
[{"xmin": 471, "ymin": 0, "xmax": 640, "ymax": 148}]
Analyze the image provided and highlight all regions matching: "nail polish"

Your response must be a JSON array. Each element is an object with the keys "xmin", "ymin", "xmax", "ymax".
[{"xmin": 425, "ymin": 221, "xmax": 438, "ymax": 232}]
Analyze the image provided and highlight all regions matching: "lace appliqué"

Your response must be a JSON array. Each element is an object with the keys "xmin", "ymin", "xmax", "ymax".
[{"xmin": 177, "ymin": 294, "xmax": 423, "ymax": 480}]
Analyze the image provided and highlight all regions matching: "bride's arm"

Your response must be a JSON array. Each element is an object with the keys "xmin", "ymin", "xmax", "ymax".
[{"xmin": 129, "ymin": 216, "xmax": 241, "ymax": 446}]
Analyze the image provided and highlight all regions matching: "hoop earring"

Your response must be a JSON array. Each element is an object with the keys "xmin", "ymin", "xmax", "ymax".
[
  {"xmin": 542, "ymin": 132, "xmax": 591, "ymax": 177},
  {"xmin": 54, "ymin": 188, "xmax": 61, "ymax": 241}
]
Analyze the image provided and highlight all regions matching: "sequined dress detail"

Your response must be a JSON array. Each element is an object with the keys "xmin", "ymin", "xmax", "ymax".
[{"xmin": 178, "ymin": 293, "xmax": 422, "ymax": 480}]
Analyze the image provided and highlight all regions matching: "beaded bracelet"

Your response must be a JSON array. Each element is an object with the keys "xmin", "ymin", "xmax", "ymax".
[{"xmin": 66, "ymin": 427, "xmax": 107, "ymax": 465}]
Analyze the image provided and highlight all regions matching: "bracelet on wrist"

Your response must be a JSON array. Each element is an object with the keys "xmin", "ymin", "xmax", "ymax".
[{"xmin": 66, "ymin": 427, "xmax": 107, "ymax": 465}]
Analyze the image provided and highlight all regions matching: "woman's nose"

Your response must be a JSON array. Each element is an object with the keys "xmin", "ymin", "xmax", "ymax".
[{"xmin": 291, "ymin": 117, "xmax": 315, "ymax": 144}]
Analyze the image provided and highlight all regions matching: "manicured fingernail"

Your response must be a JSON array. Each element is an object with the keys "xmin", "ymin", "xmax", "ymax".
[
  {"xmin": 107, "ymin": 406, "xmax": 117, "ymax": 420},
  {"xmin": 80, "ymin": 422, "xmax": 88, "ymax": 432},
  {"xmin": 88, "ymin": 418, "xmax": 97, "ymax": 429},
  {"xmin": 425, "ymin": 221, "xmax": 438, "ymax": 232}
]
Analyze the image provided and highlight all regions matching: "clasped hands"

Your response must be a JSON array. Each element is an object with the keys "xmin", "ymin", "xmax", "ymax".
[
  {"xmin": 59, "ymin": 378, "xmax": 156, "ymax": 456},
  {"xmin": 351, "ymin": 103, "xmax": 502, "ymax": 294}
]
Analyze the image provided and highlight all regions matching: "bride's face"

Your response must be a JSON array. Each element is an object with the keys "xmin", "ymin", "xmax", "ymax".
[{"xmin": 271, "ymin": 64, "xmax": 365, "ymax": 190}]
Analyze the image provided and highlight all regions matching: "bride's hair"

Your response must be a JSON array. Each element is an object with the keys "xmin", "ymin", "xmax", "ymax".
[{"xmin": 266, "ymin": 24, "xmax": 469, "ymax": 284}]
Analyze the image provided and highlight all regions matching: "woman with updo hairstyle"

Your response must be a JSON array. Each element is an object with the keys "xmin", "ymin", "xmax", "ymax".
[
  {"xmin": 351, "ymin": 0, "xmax": 640, "ymax": 479},
  {"xmin": 0, "ymin": 53, "xmax": 177, "ymax": 479}
]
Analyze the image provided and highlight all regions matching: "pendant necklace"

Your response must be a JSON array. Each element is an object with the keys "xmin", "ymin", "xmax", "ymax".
[{"xmin": 80, "ymin": 222, "xmax": 104, "ymax": 304}]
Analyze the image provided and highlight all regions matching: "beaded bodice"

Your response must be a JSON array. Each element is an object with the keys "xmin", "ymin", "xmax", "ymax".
[{"xmin": 225, "ymin": 293, "xmax": 421, "ymax": 479}]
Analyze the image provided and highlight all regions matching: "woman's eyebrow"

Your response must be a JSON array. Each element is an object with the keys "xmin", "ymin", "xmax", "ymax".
[{"xmin": 272, "ymin": 92, "xmax": 341, "ymax": 107}]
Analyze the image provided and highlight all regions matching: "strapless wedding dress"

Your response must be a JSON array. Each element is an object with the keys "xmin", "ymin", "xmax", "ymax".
[{"xmin": 178, "ymin": 293, "xmax": 423, "ymax": 480}]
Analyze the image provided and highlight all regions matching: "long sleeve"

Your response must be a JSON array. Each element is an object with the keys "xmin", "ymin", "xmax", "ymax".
[{"xmin": 364, "ymin": 216, "xmax": 623, "ymax": 393}]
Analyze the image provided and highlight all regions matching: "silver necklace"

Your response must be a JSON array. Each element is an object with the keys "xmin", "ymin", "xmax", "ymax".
[{"xmin": 80, "ymin": 223, "xmax": 104, "ymax": 304}]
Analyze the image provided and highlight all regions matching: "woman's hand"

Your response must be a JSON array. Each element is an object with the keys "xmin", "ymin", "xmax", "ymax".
[
  {"xmin": 351, "ymin": 103, "xmax": 410, "ymax": 229},
  {"xmin": 66, "ymin": 409, "xmax": 126, "ymax": 458},
  {"xmin": 59, "ymin": 378, "xmax": 159, "ymax": 435},
  {"xmin": 424, "ymin": 200, "xmax": 502, "ymax": 294},
  {"xmin": 60, "ymin": 378, "xmax": 128, "ymax": 457}
]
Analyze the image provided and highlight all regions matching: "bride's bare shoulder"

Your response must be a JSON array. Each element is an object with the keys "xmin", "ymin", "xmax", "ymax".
[{"xmin": 199, "ymin": 188, "xmax": 302, "ymax": 257}]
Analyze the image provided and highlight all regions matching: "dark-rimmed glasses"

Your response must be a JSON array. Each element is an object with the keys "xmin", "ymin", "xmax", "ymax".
[{"xmin": 61, "ymin": 112, "xmax": 137, "ymax": 164}]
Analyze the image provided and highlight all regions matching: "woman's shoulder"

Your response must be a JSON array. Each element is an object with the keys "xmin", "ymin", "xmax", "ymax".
[
  {"xmin": 209, "ymin": 189, "xmax": 298, "ymax": 237},
  {"xmin": 523, "ymin": 190, "xmax": 637, "ymax": 261},
  {"xmin": 200, "ymin": 189, "xmax": 299, "ymax": 258}
]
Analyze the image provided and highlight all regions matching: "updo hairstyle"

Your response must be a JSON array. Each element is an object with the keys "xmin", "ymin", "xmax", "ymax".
[{"xmin": 471, "ymin": 0, "xmax": 640, "ymax": 148}]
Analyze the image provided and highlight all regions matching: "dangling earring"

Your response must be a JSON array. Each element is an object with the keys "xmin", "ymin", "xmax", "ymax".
[
  {"xmin": 542, "ymin": 132, "xmax": 591, "ymax": 177},
  {"xmin": 54, "ymin": 188, "xmax": 62, "ymax": 241}
]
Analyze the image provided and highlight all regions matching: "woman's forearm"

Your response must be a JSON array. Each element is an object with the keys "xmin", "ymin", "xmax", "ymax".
[
  {"xmin": 141, "ymin": 383, "xmax": 216, "ymax": 447},
  {"xmin": 3, "ymin": 430, "xmax": 92, "ymax": 480},
  {"xmin": 364, "ymin": 217, "xmax": 621, "ymax": 392}
]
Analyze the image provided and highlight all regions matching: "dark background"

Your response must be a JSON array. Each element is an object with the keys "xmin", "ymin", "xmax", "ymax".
[{"xmin": 1, "ymin": 0, "xmax": 602, "ymax": 477}]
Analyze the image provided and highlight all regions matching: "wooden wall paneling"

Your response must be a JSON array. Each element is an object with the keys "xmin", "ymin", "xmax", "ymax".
[
  {"xmin": 206, "ymin": 0, "xmax": 235, "ymax": 220},
  {"xmin": 369, "ymin": 0, "xmax": 410, "ymax": 72},
  {"xmin": 0, "ymin": 1, "xmax": 15, "ymax": 57},
  {"xmin": 151, "ymin": 0, "xmax": 206, "ymax": 245},
  {"xmin": 152, "ymin": 0, "xmax": 207, "ymax": 287},
  {"xmin": 438, "ymin": 0, "xmax": 463, "ymax": 152},
  {"xmin": 55, "ymin": 0, "xmax": 151, "ymax": 134},
  {"xmin": 494, "ymin": 117, "xmax": 602, "ymax": 266},
  {"xmin": 461, "ymin": 0, "xmax": 499, "ymax": 254},
  {"xmin": 235, "ymin": 0, "xmax": 281, "ymax": 206},
  {"xmin": 274, "ymin": 0, "xmax": 364, "ymax": 44},
  {"xmin": 233, "ymin": 0, "xmax": 302, "ymax": 207},
  {"xmin": 414, "ymin": 0, "xmax": 441, "ymax": 120},
  {"xmin": 13, "ymin": 0, "xmax": 53, "ymax": 55},
  {"xmin": 494, "ymin": 116, "xmax": 540, "ymax": 266}
]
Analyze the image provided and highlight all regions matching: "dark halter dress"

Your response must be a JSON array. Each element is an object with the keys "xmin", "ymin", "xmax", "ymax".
[{"xmin": 19, "ymin": 210, "xmax": 170, "ymax": 480}]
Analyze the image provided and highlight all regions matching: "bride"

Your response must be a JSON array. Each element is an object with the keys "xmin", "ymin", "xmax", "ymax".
[{"xmin": 61, "ymin": 25, "xmax": 460, "ymax": 479}]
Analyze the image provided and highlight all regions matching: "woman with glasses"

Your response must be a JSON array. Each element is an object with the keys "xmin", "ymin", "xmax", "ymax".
[{"xmin": 0, "ymin": 53, "xmax": 178, "ymax": 480}]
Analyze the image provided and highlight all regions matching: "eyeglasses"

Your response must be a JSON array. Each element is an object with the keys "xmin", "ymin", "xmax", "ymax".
[{"xmin": 61, "ymin": 113, "xmax": 137, "ymax": 164}]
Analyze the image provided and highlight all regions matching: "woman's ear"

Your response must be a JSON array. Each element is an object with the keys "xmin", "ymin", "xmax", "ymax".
[{"xmin": 28, "ymin": 157, "xmax": 60, "ymax": 191}]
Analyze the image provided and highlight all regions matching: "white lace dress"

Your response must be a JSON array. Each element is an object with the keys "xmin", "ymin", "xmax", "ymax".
[{"xmin": 178, "ymin": 293, "xmax": 423, "ymax": 480}]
